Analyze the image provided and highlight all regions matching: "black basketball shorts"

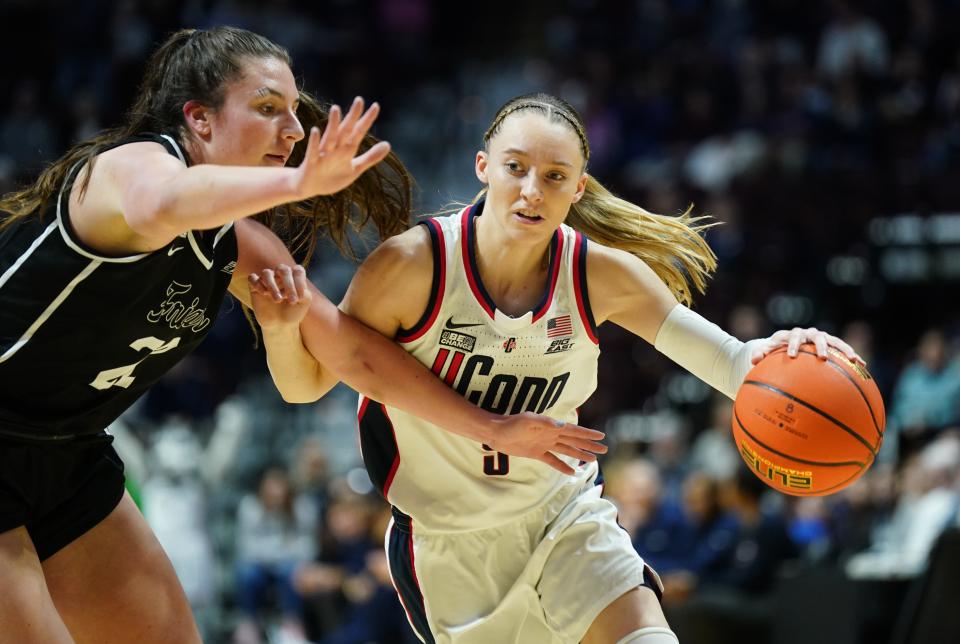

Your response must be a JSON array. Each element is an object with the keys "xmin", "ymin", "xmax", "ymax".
[{"xmin": 0, "ymin": 431, "xmax": 126, "ymax": 560}]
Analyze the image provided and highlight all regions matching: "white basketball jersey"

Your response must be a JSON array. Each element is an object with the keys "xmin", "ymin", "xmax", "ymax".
[{"xmin": 358, "ymin": 203, "xmax": 602, "ymax": 533}]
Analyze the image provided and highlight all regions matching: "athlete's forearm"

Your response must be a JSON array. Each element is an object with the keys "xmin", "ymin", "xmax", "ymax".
[
  {"xmin": 130, "ymin": 165, "xmax": 301, "ymax": 237},
  {"xmin": 299, "ymin": 308, "xmax": 496, "ymax": 445},
  {"xmin": 260, "ymin": 323, "xmax": 337, "ymax": 403},
  {"xmin": 654, "ymin": 304, "xmax": 761, "ymax": 400}
]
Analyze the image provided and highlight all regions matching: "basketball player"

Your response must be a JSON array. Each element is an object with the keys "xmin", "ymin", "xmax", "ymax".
[
  {"xmin": 249, "ymin": 93, "xmax": 862, "ymax": 644},
  {"xmin": 0, "ymin": 30, "xmax": 605, "ymax": 644}
]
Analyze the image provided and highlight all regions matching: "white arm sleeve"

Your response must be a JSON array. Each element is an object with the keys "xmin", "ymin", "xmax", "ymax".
[{"xmin": 653, "ymin": 303, "xmax": 762, "ymax": 400}]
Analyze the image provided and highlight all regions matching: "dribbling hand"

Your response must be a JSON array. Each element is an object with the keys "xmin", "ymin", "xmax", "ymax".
[
  {"xmin": 485, "ymin": 412, "xmax": 607, "ymax": 476},
  {"xmin": 291, "ymin": 97, "xmax": 391, "ymax": 198},
  {"xmin": 750, "ymin": 327, "xmax": 864, "ymax": 365},
  {"xmin": 247, "ymin": 263, "xmax": 313, "ymax": 329}
]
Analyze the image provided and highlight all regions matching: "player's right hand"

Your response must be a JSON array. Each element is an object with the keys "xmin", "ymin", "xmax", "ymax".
[
  {"xmin": 248, "ymin": 263, "xmax": 313, "ymax": 330},
  {"xmin": 485, "ymin": 412, "xmax": 607, "ymax": 475},
  {"xmin": 750, "ymin": 327, "xmax": 863, "ymax": 365}
]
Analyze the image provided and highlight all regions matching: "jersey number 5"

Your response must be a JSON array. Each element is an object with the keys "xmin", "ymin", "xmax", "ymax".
[{"xmin": 89, "ymin": 336, "xmax": 181, "ymax": 390}]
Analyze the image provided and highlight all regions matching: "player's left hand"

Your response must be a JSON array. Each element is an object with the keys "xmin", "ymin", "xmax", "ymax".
[
  {"xmin": 290, "ymin": 96, "xmax": 391, "ymax": 199},
  {"xmin": 247, "ymin": 263, "xmax": 313, "ymax": 330},
  {"xmin": 749, "ymin": 327, "xmax": 864, "ymax": 366},
  {"xmin": 486, "ymin": 412, "xmax": 608, "ymax": 476}
]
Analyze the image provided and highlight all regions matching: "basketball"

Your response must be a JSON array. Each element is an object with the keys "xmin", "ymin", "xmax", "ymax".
[{"xmin": 732, "ymin": 344, "xmax": 886, "ymax": 496}]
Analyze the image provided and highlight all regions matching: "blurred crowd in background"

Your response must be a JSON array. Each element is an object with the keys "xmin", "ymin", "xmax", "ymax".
[{"xmin": 3, "ymin": 1, "xmax": 960, "ymax": 642}]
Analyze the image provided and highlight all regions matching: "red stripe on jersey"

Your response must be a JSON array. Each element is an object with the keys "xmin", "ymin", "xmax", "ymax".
[
  {"xmin": 460, "ymin": 208, "xmax": 495, "ymax": 319},
  {"xmin": 430, "ymin": 349, "xmax": 450, "ymax": 376},
  {"xmin": 573, "ymin": 232, "xmax": 599, "ymax": 344},
  {"xmin": 397, "ymin": 218, "xmax": 447, "ymax": 343},
  {"xmin": 358, "ymin": 396, "xmax": 371, "ymax": 419},
  {"xmin": 359, "ymin": 396, "xmax": 402, "ymax": 499},
  {"xmin": 532, "ymin": 230, "xmax": 565, "ymax": 323},
  {"xmin": 444, "ymin": 350, "xmax": 465, "ymax": 386}
]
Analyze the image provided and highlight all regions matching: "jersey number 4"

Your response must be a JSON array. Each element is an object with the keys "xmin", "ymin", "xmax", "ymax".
[{"xmin": 89, "ymin": 336, "xmax": 181, "ymax": 390}]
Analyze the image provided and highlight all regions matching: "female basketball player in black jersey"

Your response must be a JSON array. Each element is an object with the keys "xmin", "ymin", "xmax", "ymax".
[
  {"xmin": 249, "ymin": 94, "xmax": 864, "ymax": 643},
  {"xmin": 0, "ymin": 32, "xmax": 605, "ymax": 643}
]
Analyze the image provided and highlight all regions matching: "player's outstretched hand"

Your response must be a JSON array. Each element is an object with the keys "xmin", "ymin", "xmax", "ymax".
[
  {"xmin": 291, "ymin": 96, "xmax": 391, "ymax": 198},
  {"xmin": 485, "ymin": 412, "xmax": 607, "ymax": 475},
  {"xmin": 248, "ymin": 263, "xmax": 313, "ymax": 330},
  {"xmin": 749, "ymin": 327, "xmax": 864, "ymax": 366}
]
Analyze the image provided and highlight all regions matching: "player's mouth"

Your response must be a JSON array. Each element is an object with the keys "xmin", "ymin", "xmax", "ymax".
[
  {"xmin": 264, "ymin": 153, "xmax": 288, "ymax": 166},
  {"xmin": 513, "ymin": 210, "xmax": 544, "ymax": 224}
]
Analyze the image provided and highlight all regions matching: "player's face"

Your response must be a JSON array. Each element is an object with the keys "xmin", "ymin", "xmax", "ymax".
[
  {"xmin": 204, "ymin": 56, "xmax": 305, "ymax": 167},
  {"xmin": 476, "ymin": 112, "xmax": 588, "ymax": 240}
]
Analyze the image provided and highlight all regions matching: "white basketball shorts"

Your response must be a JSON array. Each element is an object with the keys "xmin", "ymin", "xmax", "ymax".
[{"xmin": 384, "ymin": 475, "xmax": 663, "ymax": 643}]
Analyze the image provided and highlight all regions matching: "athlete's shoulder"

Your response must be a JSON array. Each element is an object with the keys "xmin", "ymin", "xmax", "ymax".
[
  {"xmin": 350, "ymin": 225, "xmax": 436, "ymax": 311},
  {"xmin": 582, "ymin": 236, "xmax": 638, "ymax": 272},
  {"xmin": 94, "ymin": 140, "xmax": 183, "ymax": 171},
  {"xmin": 583, "ymin": 238, "xmax": 678, "ymax": 327},
  {"xmin": 345, "ymin": 225, "xmax": 436, "ymax": 333},
  {"xmin": 365, "ymin": 223, "xmax": 433, "ymax": 275}
]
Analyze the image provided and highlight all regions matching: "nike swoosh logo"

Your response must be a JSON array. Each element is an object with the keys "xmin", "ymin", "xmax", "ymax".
[
  {"xmin": 167, "ymin": 246, "xmax": 184, "ymax": 256},
  {"xmin": 445, "ymin": 316, "xmax": 482, "ymax": 330}
]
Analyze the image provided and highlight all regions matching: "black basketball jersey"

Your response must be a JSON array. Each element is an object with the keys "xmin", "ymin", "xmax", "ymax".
[{"xmin": 0, "ymin": 133, "xmax": 238, "ymax": 438}]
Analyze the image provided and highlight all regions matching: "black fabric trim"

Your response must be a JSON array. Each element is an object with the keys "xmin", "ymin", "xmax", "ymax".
[
  {"xmin": 396, "ymin": 220, "xmax": 442, "ymax": 340},
  {"xmin": 576, "ymin": 235, "xmax": 599, "ymax": 339},
  {"xmin": 466, "ymin": 200, "xmax": 562, "ymax": 318},
  {"xmin": 464, "ymin": 201, "xmax": 498, "ymax": 314},
  {"xmin": 56, "ymin": 133, "xmax": 188, "ymax": 259},
  {"xmin": 388, "ymin": 519, "xmax": 435, "ymax": 643},
  {"xmin": 357, "ymin": 398, "xmax": 399, "ymax": 496}
]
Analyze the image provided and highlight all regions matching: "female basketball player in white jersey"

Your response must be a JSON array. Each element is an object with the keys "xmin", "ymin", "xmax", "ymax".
[
  {"xmin": 0, "ymin": 32, "xmax": 605, "ymax": 643},
  {"xmin": 248, "ymin": 93, "xmax": 862, "ymax": 643}
]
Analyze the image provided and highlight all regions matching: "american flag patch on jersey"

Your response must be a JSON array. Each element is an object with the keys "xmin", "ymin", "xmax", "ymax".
[{"xmin": 546, "ymin": 315, "xmax": 573, "ymax": 338}]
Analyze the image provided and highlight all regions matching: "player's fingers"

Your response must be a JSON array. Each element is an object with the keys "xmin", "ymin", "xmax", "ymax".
[
  {"xmin": 557, "ymin": 423, "xmax": 604, "ymax": 441},
  {"xmin": 347, "ymin": 101, "xmax": 381, "ymax": 147},
  {"xmin": 278, "ymin": 264, "xmax": 298, "ymax": 304},
  {"xmin": 318, "ymin": 105, "xmax": 341, "ymax": 153},
  {"xmin": 247, "ymin": 273, "xmax": 267, "ymax": 296},
  {"xmin": 260, "ymin": 269, "xmax": 283, "ymax": 302},
  {"xmin": 537, "ymin": 453, "xmax": 575, "ymax": 476},
  {"xmin": 787, "ymin": 328, "xmax": 803, "ymax": 357},
  {"xmin": 812, "ymin": 330, "xmax": 829, "ymax": 359},
  {"xmin": 292, "ymin": 265, "xmax": 311, "ymax": 302},
  {"xmin": 828, "ymin": 336, "xmax": 864, "ymax": 365},
  {"xmin": 352, "ymin": 141, "xmax": 391, "ymax": 175},
  {"xmin": 551, "ymin": 444, "xmax": 597, "ymax": 462},
  {"xmin": 561, "ymin": 437, "xmax": 608, "ymax": 455},
  {"xmin": 301, "ymin": 127, "xmax": 320, "ymax": 166},
  {"xmin": 339, "ymin": 96, "xmax": 365, "ymax": 138},
  {"xmin": 768, "ymin": 329, "xmax": 791, "ymax": 343}
]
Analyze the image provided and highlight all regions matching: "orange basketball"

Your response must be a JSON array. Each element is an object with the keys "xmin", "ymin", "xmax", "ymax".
[{"xmin": 732, "ymin": 343, "xmax": 886, "ymax": 496}]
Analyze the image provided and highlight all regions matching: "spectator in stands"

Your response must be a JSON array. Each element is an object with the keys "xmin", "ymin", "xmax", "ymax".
[
  {"xmin": 667, "ymin": 467, "xmax": 797, "ymax": 644},
  {"xmin": 233, "ymin": 466, "xmax": 318, "ymax": 644},
  {"xmin": 888, "ymin": 328, "xmax": 960, "ymax": 460}
]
